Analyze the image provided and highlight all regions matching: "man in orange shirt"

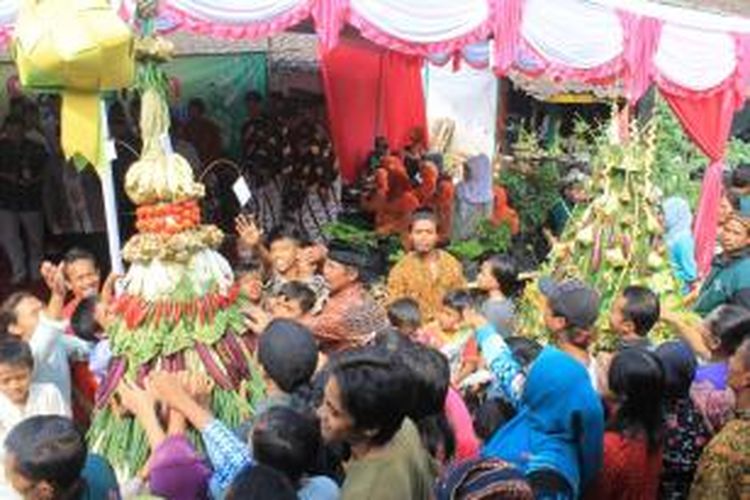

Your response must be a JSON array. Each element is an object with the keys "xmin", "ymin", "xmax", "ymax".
[{"xmin": 388, "ymin": 209, "xmax": 466, "ymax": 321}]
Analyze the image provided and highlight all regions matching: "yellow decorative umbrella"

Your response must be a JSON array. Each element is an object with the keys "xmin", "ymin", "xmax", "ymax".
[{"xmin": 13, "ymin": 0, "xmax": 135, "ymax": 168}]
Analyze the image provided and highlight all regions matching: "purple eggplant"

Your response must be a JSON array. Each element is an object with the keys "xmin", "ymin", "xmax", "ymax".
[
  {"xmin": 161, "ymin": 355, "xmax": 175, "ymax": 373},
  {"xmin": 621, "ymin": 234, "xmax": 632, "ymax": 258},
  {"xmin": 239, "ymin": 332, "xmax": 258, "ymax": 357},
  {"xmin": 95, "ymin": 357, "xmax": 127, "ymax": 408},
  {"xmin": 224, "ymin": 330, "xmax": 251, "ymax": 379},
  {"xmin": 213, "ymin": 339, "xmax": 243, "ymax": 389},
  {"xmin": 195, "ymin": 342, "xmax": 233, "ymax": 391},
  {"xmin": 173, "ymin": 350, "xmax": 186, "ymax": 372},
  {"xmin": 591, "ymin": 228, "xmax": 603, "ymax": 272},
  {"xmin": 135, "ymin": 360, "xmax": 154, "ymax": 388}
]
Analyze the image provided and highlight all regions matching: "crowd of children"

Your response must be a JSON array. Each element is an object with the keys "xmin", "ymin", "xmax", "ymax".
[{"xmin": 0, "ymin": 185, "xmax": 747, "ymax": 499}]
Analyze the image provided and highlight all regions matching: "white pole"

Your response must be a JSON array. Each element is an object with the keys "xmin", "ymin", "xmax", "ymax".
[{"xmin": 99, "ymin": 100, "xmax": 124, "ymax": 274}]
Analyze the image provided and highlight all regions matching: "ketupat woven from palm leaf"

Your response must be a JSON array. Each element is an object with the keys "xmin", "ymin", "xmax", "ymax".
[
  {"xmin": 87, "ymin": 15, "xmax": 264, "ymax": 479},
  {"xmin": 517, "ymin": 113, "xmax": 700, "ymax": 350}
]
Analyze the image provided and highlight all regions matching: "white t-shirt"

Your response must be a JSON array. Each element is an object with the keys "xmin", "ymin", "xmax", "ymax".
[{"xmin": 0, "ymin": 383, "xmax": 70, "ymax": 499}]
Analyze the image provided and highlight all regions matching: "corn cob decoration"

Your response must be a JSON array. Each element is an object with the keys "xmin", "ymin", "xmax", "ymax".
[
  {"xmin": 87, "ymin": 7, "xmax": 264, "ymax": 478},
  {"xmin": 517, "ymin": 111, "xmax": 699, "ymax": 350}
]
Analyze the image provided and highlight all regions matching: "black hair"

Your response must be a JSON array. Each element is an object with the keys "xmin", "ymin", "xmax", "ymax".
[
  {"xmin": 483, "ymin": 254, "xmax": 524, "ymax": 298},
  {"xmin": 608, "ymin": 348, "xmax": 665, "ymax": 452},
  {"xmin": 468, "ymin": 288, "xmax": 489, "ymax": 309},
  {"xmin": 226, "ymin": 464, "xmax": 297, "ymax": 500},
  {"xmin": 731, "ymin": 164, "xmax": 750, "ymax": 189},
  {"xmin": 387, "ymin": 298, "xmax": 422, "ymax": 335},
  {"xmin": 258, "ymin": 320, "xmax": 318, "ymax": 397},
  {"xmin": 62, "ymin": 247, "xmax": 98, "ymax": 269},
  {"xmin": 3, "ymin": 114, "xmax": 24, "ymax": 129},
  {"xmin": 4, "ymin": 416, "xmax": 87, "ymax": 496},
  {"xmin": 735, "ymin": 334, "xmax": 750, "ymax": 372},
  {"xmin": 371, "ymin": 329, "xmax": 449, "ymax": 420},
  {"xmin": 417, "ymin": 412, "xmax": 456, "ymax": 463},
  {"xmin": 252, "ymin": 407, "xmax": 321, "ymax": 487},
  {"xmin": 0, "ymin": 292, "xmax": 34, "ymax": 332},
  {"xmin": 654, "ymin": 340, "xmax": 697, "ymax": 398},
  {"xmin": 245, "ymin": 91, "xmax": 263, "ymax": 104},
  {"xmin": 471, "ymin": 396, "xmax": 517, "ymax": 442},
  {"xmin": 277, "ymin": 282, "xmax": 316, "ymax": 315},
  {"xmin": 393, "ymin": 341, "xmax": 450, "ymax": 421},
  {"xmin": 410, "ymin": 207, "xmax": 438, "ymax": 229},
  {"xmin": 266, "ymin": 226, "xmax": 304, "ymax": 247},
  {"xmin": 705, "ymin": 305, "xmax": 750, "ymax": 357},
  {"xmin": 70, "ymin": 296, "xmax": 100, "ymax": 343},
  {"xmin": 506, "ymin": 336, "xmax": 543, "ymax": 368},
  {"xmin": 620, "ymin": 286, "xmax": 661, "ymax": 337},
  {"xmin": 188, "ymin": 98, "xmax": 206, "ymax": 113},
  {"xmin": 0, "ymin": 337, "xmax": 34, "ymax": 370},
  {"xmin": 442, "ymin": 289, "xmax": 473, "ymax": 314},
  {"xmin": 235, "ymin": 260, "xmax": 264, "ymax": 277},
  {"xmin": 330, "ymin": 349, "xmax": 409, "ymax": 446}
]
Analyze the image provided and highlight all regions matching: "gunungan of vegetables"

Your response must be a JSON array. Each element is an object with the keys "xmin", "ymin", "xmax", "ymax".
[{"xmin": 518, "ymin": 116, "xmax": 688, "ymax": 348}]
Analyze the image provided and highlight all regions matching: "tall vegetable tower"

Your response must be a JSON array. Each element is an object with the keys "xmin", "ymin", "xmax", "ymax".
[{"xmin": 88, "ymin": 1, "xmax": 262, "ymax": 477}]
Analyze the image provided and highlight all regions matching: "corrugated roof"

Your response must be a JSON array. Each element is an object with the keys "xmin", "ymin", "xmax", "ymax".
[
  {"xmin": 167, "ymin": 32, "xmax": 319, "ymax": 71},
  {"xmin": 653, "ymin": 0, "xmax": 750, "ymax": 17}
]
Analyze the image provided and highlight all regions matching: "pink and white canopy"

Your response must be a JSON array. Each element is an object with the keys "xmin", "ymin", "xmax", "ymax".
[{"xmin": 1, "ymin": 0, "xmax": 749, "ymax": 101}]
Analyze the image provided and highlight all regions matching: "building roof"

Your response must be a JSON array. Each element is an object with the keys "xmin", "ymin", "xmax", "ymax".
[{"xmin": 654, "ymin": 0, "xmax": 750, "ymax": 18}]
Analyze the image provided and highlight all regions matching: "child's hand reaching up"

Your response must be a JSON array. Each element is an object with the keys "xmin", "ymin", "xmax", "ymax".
[
  {"xmin": 41, "ymin": 261, "xmax": 66, "ymax": 319},
  {"xmin": 236, "ymin": 214, "xmax": 263, "ymax": 249}
]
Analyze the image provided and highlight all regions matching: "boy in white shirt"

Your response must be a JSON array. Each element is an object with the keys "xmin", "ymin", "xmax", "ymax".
[
  {"xmin": 0, "ymin": 337, "xmax": 69, "ymax": 499},
  {"xmin": 0, "ymin": 262, "xmax": 91, "ymax": 407}
]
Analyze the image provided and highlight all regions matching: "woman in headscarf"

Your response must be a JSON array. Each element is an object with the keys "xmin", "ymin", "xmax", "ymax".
[
  {"xmin": 491, "ymin": 185, "xmax": 520, "ymax": 235},
  {"xmin": 655, "ymin": 341, "xmax": 711, "ymax": 500},
  {"xmin": 415, "ymin": 159, "xmax": 439, "ymax": 205},
  {"xmin": 453, "ymin": 154, "xmax": 494, "ymax": 241},
  {"xmin": 361, "ymin": 156, "xmax": 420, "ymax": 238},
  {"xmin": 483, "ymin": 347, "xmax": 604, "ymax": 499},
  {"xmin": 662, "ymin": 197, "xmax": 698, "ymax": 293}
]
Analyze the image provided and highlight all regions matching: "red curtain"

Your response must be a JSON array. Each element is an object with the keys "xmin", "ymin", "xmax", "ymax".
[
  {"xmin": 320, "ymin": 41, "xmax": 427, "ymax": 183},
  {"xmin": 660, "ymin": 88, "xmax": 737, "ymax": 276}
]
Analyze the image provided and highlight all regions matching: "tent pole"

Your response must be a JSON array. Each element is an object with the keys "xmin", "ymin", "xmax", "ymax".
[{"xmin": 99, "ymin": 100, "xmax": 124, "ymax": 274}]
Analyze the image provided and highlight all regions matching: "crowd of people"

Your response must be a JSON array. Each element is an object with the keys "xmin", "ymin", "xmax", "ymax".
[
  {"xmin": 1, "ymin": 81, "xmax": 750, "ymax": 499},
  {"xmin": 0, "ymin": 182, "xmax": 746, "ymax": 498},
  {"xmin": 359, "ymin": 131, "xmax": 520, "ymax": 247},
  {"xmin": 0, "ymin": 90, "xmax": 341, "ymax": 293}
]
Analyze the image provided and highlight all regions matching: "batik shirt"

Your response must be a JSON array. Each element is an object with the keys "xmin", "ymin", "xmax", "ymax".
[
  {"xmin": 387, "ymin": 250, "xmax": 466, "ymax": 321},
  {"xmin": 304, "ymin": 283, "xmax": 388, "ymax": 353},
  {"xmin": 690, "ymin": 413, "xmax": 750, "ymax": 500}
]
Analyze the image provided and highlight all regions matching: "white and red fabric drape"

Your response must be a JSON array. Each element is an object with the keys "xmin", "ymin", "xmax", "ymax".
[{"xmin": 1, "ymin": 0, "xmax": 748, "ymax": 258}]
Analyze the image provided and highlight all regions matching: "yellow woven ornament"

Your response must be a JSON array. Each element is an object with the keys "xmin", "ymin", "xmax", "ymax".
[{"xmin": 12, "ymin": 0, "xmax": 134, "ymax": 168}]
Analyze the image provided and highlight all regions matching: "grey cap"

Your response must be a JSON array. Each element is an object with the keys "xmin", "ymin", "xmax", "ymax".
[{"xmin": 539, "ymin": 277, "xmax": 600, "ymax": 330}]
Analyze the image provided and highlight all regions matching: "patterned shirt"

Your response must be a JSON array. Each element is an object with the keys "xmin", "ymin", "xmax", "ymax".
[
  {"xmin": 476, "ymin": 324, "xmax": 524, "ymax": 408},
  {"xmin": 660, "ymin": 397, "xmax": 711, "ymax": 500},
  {"xmin": 690, "ymin": 415, "xmax": 750, "ymax": 500},
  {"xmin": 387, "ymin": 250, "xmax": 466, "ymax": 321},
  {"xmin": 304, "ymin": 283, "xmax": 388, "ymax": 353},
  {"xmin": 201, "ymin": 419, "xmax": 252, "ymax": 499}
]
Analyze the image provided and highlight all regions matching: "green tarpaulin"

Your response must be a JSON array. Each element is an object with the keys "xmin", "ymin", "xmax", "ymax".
[{"xmin": 164, "ymin": 52, "xmax": 268, "ymax": 159}]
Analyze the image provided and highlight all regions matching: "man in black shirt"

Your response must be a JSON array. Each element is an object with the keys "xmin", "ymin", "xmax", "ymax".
[{"xmin": 0, "ymin": 115, "xmax": 48, "ymax": 284}]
